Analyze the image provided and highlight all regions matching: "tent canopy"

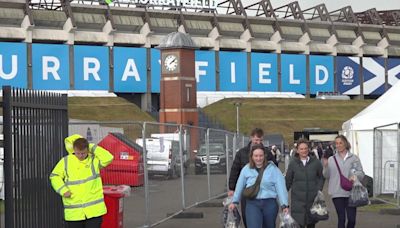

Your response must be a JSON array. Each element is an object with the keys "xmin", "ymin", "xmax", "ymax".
[{"xmin": 343, "ymin": 81, "xmax": 400, "ymax": 131}]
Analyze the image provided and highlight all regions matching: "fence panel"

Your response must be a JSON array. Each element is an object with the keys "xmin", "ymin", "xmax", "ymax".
[
  {"xmin": 2, "ymin": 87, "xmax": 68, "ymax": 228},
  {"xmin": 67, "ymin": 121, "xmax": 238, "ymax": 227},
  {"xmin": 184, "ymin": 125, "xmax": 209, "ymax": 207},
  {"xmin": 374, "ymin": 124, "xmax": 400, "ymax": 206}
]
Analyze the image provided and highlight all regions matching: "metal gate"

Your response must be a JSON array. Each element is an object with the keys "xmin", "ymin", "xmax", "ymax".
[{"xmin": 2, "ymin": 86, "xmax": 68, "ymax": 228}]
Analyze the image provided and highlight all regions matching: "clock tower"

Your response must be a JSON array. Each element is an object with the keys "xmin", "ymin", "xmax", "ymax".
[{"xmin": 158, "ymin": 32, "xmax": 198, "ymax": 156}]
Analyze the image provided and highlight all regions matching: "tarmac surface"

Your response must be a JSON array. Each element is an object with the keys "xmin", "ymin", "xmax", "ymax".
[
  {"xmin": 154, "ymin": 196, "xmax": 400, "ymax": 228},
  {"xmin": 122, "ymin": 163, "xmax": 400, "ymax": 228}
]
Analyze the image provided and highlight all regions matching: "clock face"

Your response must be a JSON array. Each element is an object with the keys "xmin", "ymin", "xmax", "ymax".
[{"xmin": 164, "ymin": 54, "xmax": 178, "ymax": 72}]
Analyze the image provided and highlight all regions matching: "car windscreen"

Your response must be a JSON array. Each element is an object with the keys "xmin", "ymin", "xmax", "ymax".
[{"xmin": 198, "ymin": 144, "xmax": 225, "ymax": 155}]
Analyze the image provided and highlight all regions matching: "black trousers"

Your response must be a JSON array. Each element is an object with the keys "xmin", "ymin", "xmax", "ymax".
[
  {"xmin": 332, "ymin": 197, "xmax": 357, "ymax": 228},
  {"xmin": 66, "ymin": 216, "xmax": 103, "ymax": 228},
  {"xmin": 240, "ymin": 197, "xmax": 247, "ymax": 228},
  {"xmin": 300, "ymin": 224, "xmax": 315, "ymax": 228}
]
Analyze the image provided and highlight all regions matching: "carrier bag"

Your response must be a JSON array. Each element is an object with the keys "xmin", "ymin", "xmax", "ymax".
[
  {"xmin": 310, "ymin": 191, "xmax": 329, "ymax": 221},
  {"xmin": 348, "ymin": 177, "xmax": 369, "ymax": 207},
  {"xmin": 222, "ymin": 197, "xmax": 241, "ymax": 228},
  {"xmin": 279, "ymin": 212, "xmax": 300, "ymax": 228}
]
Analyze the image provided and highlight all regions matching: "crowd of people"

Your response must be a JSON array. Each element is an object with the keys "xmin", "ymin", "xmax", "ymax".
[
  {"xmin": 50, "ymin": 130, "xmax": 365, "ymax": 228},
  {"xmin": 228, "ymin": 128, "xmax": 365, "ymax": 228}
]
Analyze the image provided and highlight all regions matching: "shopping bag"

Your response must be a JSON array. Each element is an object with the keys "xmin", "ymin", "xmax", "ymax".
[
  {"xmin": 222, "ymin": 196, "xmax": 241, "ymax": 228},
  {"xmin": 310, "ymin": 191, "xmax": 329, "ymax": 221},
  {"xmin": 279, "ymin": 212, "xmax": 300, "ymax": 228},
  {"xmin": 348, "ymin": 178, "xmax": 369, "ymax": 207}
]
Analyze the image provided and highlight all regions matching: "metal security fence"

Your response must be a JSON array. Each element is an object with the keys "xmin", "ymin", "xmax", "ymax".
[
  {"xmin": 2, "ymin": 86, "xmax": 68, "ymax": 228},
  {"xmin": 68, "ymin": 121, "xmax": 241, "ymax": 227},
  {"xmin": 374, "ymin": 123, "xmax": 400, "ymax": 207}
]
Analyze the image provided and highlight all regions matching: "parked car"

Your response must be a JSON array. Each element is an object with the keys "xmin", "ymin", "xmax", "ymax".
[
  {"xmin": 136, "ymin": 137, "xmax": 188, "ymax": 178},
  {"xmin": 194, "ymin": 143, "xmax": 227, "ymax": 174}
]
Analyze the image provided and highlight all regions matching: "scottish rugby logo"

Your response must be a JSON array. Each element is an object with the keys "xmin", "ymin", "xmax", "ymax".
[
  {"xmin": 342, "ymin": 66, "xmax": 354, "ymax": 79},
  {"xmin": 341, "ymin": 66, "xmax": 354, "ymax": 85}
]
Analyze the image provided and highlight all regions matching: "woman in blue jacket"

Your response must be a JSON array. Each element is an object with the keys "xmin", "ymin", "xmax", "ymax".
[{"xmin": 229, "ymin": 144, "xmax": 289, "ymax": 228}]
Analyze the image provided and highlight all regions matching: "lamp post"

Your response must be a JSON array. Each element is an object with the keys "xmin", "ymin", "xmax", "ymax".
[{"xmin": 234, "ymin": 102, "xmax": 242, "ymax": 136}]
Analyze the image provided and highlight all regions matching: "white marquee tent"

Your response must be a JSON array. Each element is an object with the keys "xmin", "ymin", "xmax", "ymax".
[{"xmin": 342, "ymin": 81, "xmax": 400, "ymax": 192}]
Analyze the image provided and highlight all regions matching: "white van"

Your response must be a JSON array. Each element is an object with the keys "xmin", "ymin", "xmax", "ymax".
[{"xmin": 136, "ymin": 137, "xmax": 187, "ymax": 178}]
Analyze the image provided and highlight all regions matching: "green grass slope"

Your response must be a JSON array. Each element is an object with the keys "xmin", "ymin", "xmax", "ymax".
[
  {"xmin": 68, "ymin": 97, "xmax": 154, "ymax": 121},
  {"xmin": 203, "ymin": 98, "xmax": 374, "ymax": 145}
]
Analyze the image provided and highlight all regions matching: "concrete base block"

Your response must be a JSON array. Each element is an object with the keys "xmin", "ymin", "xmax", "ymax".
[{"xmin": 167, "ymin": 212, "xmax": 204, "ymax": 219}]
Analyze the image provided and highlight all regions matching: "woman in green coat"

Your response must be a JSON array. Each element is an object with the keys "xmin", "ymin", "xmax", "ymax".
[{"xmin": 285, "ymin": 139, "xmax": 324, "ymax": 228}]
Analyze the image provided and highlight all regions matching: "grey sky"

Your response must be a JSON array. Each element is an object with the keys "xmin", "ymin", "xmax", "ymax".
[{"xmin": 243, "ymin": 0, "xmax": 400, "ymax": 13}]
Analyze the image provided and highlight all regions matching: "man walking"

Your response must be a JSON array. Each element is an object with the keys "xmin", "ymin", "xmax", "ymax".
[{"xmin": 50, "ymin": 134, "xmax": 114, "ymax": 228}]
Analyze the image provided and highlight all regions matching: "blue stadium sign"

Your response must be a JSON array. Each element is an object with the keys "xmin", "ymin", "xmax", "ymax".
[
  {"xmin": 219, "ymin": 51, "xmax": 247, "ymax": 91},
  {"xmin": 32, "ymin": 44, "xmax": 70, "ymax": 90},
  {"xmin": 251, "ymin": 53, "xmax": 278, "ymax": 91},
  {"xmin": 388, "ymin": 58, "xmax": 400, "ymax": 87},
  {"xmin": 362, "ymin": 57, "xmax": 385, "ymax": 95},
  {"xmin": 309, "ymin": 55, "xmax": 334, "ymax": 94},
  {"xmin": 74, "ymin": 45, "xmax": 109, "ymax": 90},
  {"xmin": 114, "ymin": 47, "xmax": 147, "ymax": 92},
  {"xmin": 2, "ymin": 42, "xmax": 400, "ymax": 96},
  {"xmin": 195, "ymin": 50, "xmax": 216, "ymax": 91},
  {"xmin": 337, "ymin": 56, "xmax": 361, "ymax": 95},
  {"xmin": 281, "ymin": 54, "xmax": 306, "ymax": 94},
  {"xmin": 0, "ymin": 42, "xmax": 27, "ymax": 88}
]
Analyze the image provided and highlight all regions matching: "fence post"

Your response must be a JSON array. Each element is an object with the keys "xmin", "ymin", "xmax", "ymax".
[
  {"xmin": 233, "ymin": 134, "xmax": 237, "ymax": 159},
  {"xmin": 3, "ymin": 86, "xmax": 14, "ymax": 228},
  {"xmin": 225, "ymin": 133, "xmax": 229, "ymax": 191},
  {"xmin": 206, "ymin": 128, "xmax": 211, "ymax": 199},
  {"xmin": 179, "ymin": 125, "xmax": 186, "ymax": 209},
  {"xmin": 397, "ymin": 123, "xmax": 400, "ymax": 206},
  {"xmin": 142, "ymin": 122, "xmax": 150, "ymax": 227}
]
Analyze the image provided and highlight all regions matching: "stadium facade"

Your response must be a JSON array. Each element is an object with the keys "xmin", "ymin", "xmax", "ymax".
[{"xmin": 0, "ymin": 0, "xmax": 399, "ymax": 110}]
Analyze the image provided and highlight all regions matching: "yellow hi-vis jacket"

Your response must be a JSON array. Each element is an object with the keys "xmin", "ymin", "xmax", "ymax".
[{"xmin": 50, "ymin": 134, "xmax": 114, "ymax": 221}]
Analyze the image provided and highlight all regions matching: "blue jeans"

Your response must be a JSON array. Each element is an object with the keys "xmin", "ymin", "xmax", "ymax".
[
  {"xmin": 332, "ymin": 197, "xmax": 357, "ymax": 228},
  {"xmin": 245, "ymin": 198, "xmax": 278, "ymax": 228}
]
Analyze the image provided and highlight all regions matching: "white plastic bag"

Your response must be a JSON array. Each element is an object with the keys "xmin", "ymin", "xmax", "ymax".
[
  {"xmin": 222, "ymin": 196, "xmax": 241, "ymax": 228},
  {"xmin": 310, "ymin": 191, "xmax": 329, "ymax": 221},
  {"xmin": 348, "ymin": 178, "xmax": 369, "ymax": 207},
  {"xmin": 279, "ymin": 212, "xmax": 300, "ymax": 228}
]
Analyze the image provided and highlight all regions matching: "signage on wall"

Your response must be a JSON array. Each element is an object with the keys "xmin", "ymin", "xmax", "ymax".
[
  {"xmin": 281, "ymin": 54, "xmax": 306, "ymax": 94},
  {"xmin": 1, "ymin": 42, "xmax": 400, "ymax": 96},
  {"xmin": 105, "ymin": 0, "xmax": 218, "ymax": 10},
  {"xmin": 362, "ymin": 57, "xmax": 385, "ymax": 95},
  {"xmin": 388, "ymin": 58, "xmax": 400, "ymax": 87},
  {"xmin": 0, "ymin": 42, "xmax": 27, "ymax": 88},
  {"xmin": 336, "ymin": 56, "xmax": 361, "ymax": 95}
]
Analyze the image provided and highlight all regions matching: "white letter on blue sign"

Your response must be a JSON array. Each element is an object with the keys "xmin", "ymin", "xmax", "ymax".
[
  {"xmin": 315, "ymin": 65, "xmax": 328, "ymax": 85},
  {"xmin": 83, "ymin": 57, "xmax": 101, "ymax": 81},
  {"xmin": 195, "ymin": 61, "xmax": 208, "ymax": 83},
  {"xmin": 43, "ymin": 56, "xmax": 61, "ymax": 80},
  {"xmin": 230, "ymin": 62, "xmax": 236, "ymax": 83},
  {"xmin": 289, "ymin": 64, "xmax": 300, "ymax": 84},
  {"xmin": 0, "ymin": 55, "xmax": 18, "ymax": 80},
  {"xmin": 259, "ymin": 63, "xmax": 271, "ymax": 84},
  {"xmin": 122, "ymin": 59, "xmax": 140, "ymax": 81}
]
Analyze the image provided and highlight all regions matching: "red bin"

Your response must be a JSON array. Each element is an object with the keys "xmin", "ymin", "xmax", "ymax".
[
  {"xmin": 99, "ymin": 133, "xmax": 144, "ymax": 186},
  {"xmin": 102, "ymin": 185, "xmax": 131, "ymax": 228}
]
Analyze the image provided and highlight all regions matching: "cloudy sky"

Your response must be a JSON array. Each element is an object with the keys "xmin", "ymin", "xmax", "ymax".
[{"xmin": 257, "ymin": 0, "xmax": 400, "ymax": 13}]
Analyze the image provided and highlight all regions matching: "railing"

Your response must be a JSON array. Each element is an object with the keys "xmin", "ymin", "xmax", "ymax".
[
  {"xmin": 373, "ymin": 123, "xmax": 400, "ymax": 207},
  {"xmin": 68, "ymin": 120, "xmax": 247, "ymax": 227}
]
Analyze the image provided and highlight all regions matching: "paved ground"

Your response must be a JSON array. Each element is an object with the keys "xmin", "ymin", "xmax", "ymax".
[
  {"xmin": 154, "ymin": 196, "xmax": 400, "ymax": 228},
  {"xmin": 122, "ymin": 171, "xmax": 400, "ymax": 228}
]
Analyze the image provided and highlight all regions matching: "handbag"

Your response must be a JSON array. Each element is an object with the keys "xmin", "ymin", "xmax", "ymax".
[
  {"xmin": 333, "ymin": 156, "xmax": 353, "ymax": 191},
  {"xmin": 242, "ymin": 166, "xmax": 264, "ymax": 199}
]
